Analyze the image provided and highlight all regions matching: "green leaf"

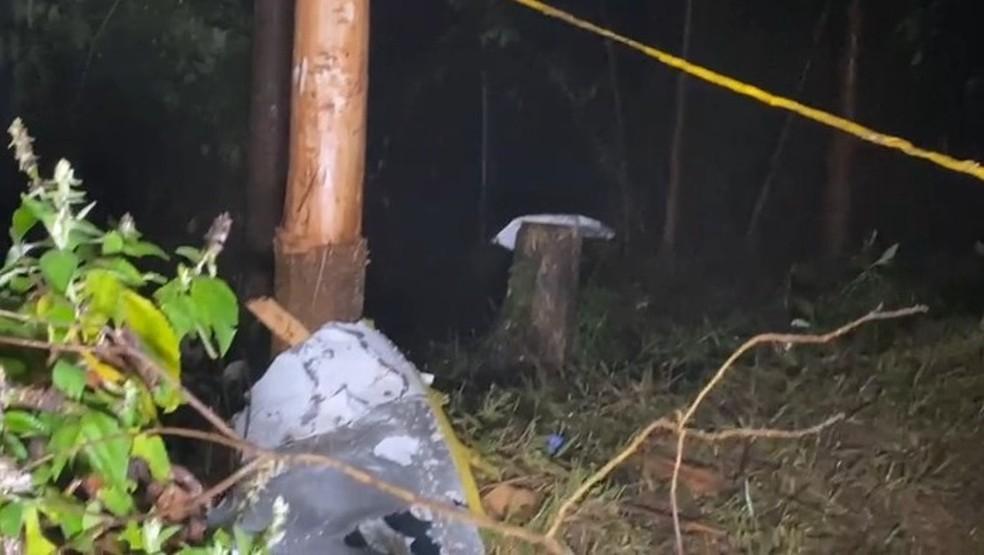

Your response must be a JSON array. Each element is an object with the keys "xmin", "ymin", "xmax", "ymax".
[
  {"xmin": 72, "ymin": 220, "xmax": 104, "ymax": 239},
  {"xmin": 190, "ymin": 276, "xmax": 239, "ymax": 356},
  {"xmin": 213, "ymin": 324, "xmax": 237, "ymax": 358},
  {"xmin": 9, "ymin": 274, "xmax": 36, "ymax": 293},
  {"xmin": 234, "ymin": 525, "xmax": 256, "ymax": 554},
  {"xmin": 90, "ymin": 257, "xmax": 145, "ymax": 287},
  {"xmin": 153, "ymin": 279, "xmax": 184, "ymax": 304},
  {"xmin": 0, "ymin": 357, "xmax": 29, "ymax": 379},
  {"xmin": 116, "ymin": 290, "xmax": 181, "ymax": 379},
  {"xmin": 38, "ymin": 490, "xmax": 86, "ymax": 539},
  {"xmin": 64, "ymin": 527, "xmax": 99, "ymax": 554},
  {"xmin": 159, "ymin": 295, "xmax": 199, "ymax": 340},
  {"xmin": 52, "ymin": 359, "xmax": 87, "ymax": 400},
  {"xmin": 48, "ymin": 420, "xmax": 81, "ymax": 480},
  {"xmin": 3, "ymin": 432, "xmax": 29, "ymax": 460},
  {"xmin": 21, "ymin": 197, "xmax": 55, "ymax": 232},
  {"xmin": 84, "ymin": 269, "xmax": 124, "ymax": 316},
  {"xmin": 39, "ymin": 250, "xmax": 79, "ymax": 294},
  {"xmin": 121, "ymin": 520, "xmax": 144, "ymax": 551},
  {"xmin": 81, "ymin": 501, "xmax": 104, "ymax": 531},
  {"xmin": 97, "ymin": 484, "xmax": 134, "ymax": 517},
  {"xmin": 139, "ymin": 518, "xmax": 181, "ymax": 553},
  {"xmin": 0, "ymin": 501, "xmax": 24, "ymax": 537},
  {"xmin": 101, "ymin": 231, "xmax": 124, "ymax": 255},
  {"xmin": 10, "ymin": 205, "xmax": 38, "ymax": 242},
  {"xmin": 123, "ymin": 240, "xmax": 169, "ymax": 260},
  {"xmin": 132, "ymin": 434, "xmax": 171, "ymax": 481},
  {"xmin": 191, "ymin": 277, "xmax": 238, "ymax": 329},
  {"xmin": 4, "ymin": 410, "xmax": 50, "ymax": 436},
  {"xmin": 78, "ymin": 411, "xmax": 131, "ymax": 491},
  {"xmin": 151, "ymin": 381, "xmax": 182, "ymax": 414},
  {"xmin": 175, "ymin": 246, "xmax": 203, "ymax": 264},
  {"xmin": 23, "ymin": 505, "xmax": 56, "ymax": 555},
  {"xmin": 34, "ymin": 292, "xmax": 77, "ymax": 329}
]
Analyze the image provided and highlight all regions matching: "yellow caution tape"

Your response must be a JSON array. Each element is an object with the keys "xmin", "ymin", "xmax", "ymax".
[
  {"xmin": 512, "ymin": 0, "xmax": 984, "ymax": 183},
  {"xmin": 426, "ymin": 388, "xmax": 489, "ymax": 517}
]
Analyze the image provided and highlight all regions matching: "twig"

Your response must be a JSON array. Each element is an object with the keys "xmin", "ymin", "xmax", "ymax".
[
  {"xmin": 106, "ymin": 329, "xmax": 241, "ymax": 440},
  {"xmin": 669, "ymin": 305, "xmax": 926, "ymax": 554},
  {"xmin": 544, "ymin": 412, "xmax": 845, "ymax": 539},
  {"xmin": 0, "ymin": 333, "xmax": 241, "ymax": 440},
  {"xmin": 543, "ymin": 305, "xmax": 926, "ymax": 547}
]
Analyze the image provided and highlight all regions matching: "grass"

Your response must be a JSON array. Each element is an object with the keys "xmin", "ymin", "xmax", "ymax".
[{"xmin": 428, "ymin": 251, "xmax": 984, "ymax": 553}]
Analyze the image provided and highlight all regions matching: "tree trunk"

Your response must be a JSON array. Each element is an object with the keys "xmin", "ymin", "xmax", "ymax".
[
  {"xmin": 600, "ymin": 0, "xmax": 632, "ymax": 247},
  {"xmin": 275, "ymin": 0, "xmax": 370, "ymax": 339},
  {"xmin": 823, "ymin": 0, "xmax": 861, "ymax": 259},
  {"xmin": 244, "ymin": 0, "xmax": 294, "ymax": 365},
  {"xmin": 660, "ymin": 0, "xmax": 693, "ymax": 263},
  {"xmin": 744, "ymin": 0, "xmax": 830, "ymax": 253},
  {"xmin": 0, "ymin": 1, "xmax": 11, "ymax": 125},
  {"xmin": 490, "ymin": 223, "xmax": 583, "ymax": 380},
  {"xmin": 478, "ymin": 70, "xmax": 490, "ymax": 243}
]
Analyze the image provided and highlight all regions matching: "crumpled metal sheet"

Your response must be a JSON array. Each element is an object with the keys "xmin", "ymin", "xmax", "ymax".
[
  {"xmin": 491, "ymin": 213, "xmax": 615, "ymax": 250},
  {"xmin": 209, "ymin": 321, "xmax": 485, "ymax": 555}
]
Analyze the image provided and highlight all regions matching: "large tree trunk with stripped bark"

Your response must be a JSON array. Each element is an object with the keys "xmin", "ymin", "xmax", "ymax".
[
  {"xmin": 275, "ymin": 0, "xmax": 369, "ymax": 342},
  {"xmin": 823, "ymin": 0, "xmax": 861, "ymax": 259}
]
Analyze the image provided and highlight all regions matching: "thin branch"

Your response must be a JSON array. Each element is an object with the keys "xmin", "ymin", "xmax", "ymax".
[
  {"xmin": 543, "ymin": 305, "xmax": 926, "ymax": 549},
  {"xmin": 0, "ymin": 332, "xmax": 240, "ymax": 439},
  {"xmin": 544, "ymin": 412, "xmax": 846, "ymax": 539},
  {"xmin": 669, "ymin": 304, "xmax": 926, "ymax": 554}
]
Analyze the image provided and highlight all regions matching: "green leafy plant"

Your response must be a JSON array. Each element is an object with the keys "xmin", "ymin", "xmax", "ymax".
[{"xmin": 0, "ymin": 118, "xmax": 253, "ymax": 553}]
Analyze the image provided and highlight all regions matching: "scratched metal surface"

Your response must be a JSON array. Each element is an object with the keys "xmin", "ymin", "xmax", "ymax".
[{"xmin": 212, "ymin": 321, "xmax": 484, "ymax": 555}]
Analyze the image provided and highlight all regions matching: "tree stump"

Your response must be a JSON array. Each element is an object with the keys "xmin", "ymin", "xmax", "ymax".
[{"xmin": 489, "ymin": 222, "xmax": 583, "ymax": 378}]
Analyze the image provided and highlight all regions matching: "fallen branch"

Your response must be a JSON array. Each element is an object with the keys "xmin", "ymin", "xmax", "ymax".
[
  {"xmin": 668, "ymin": 304, "xmax": 926, "ymax": 554},
  {"xmin": 543, "ymin": 304, "xmax": 926, "ymax": 550}
]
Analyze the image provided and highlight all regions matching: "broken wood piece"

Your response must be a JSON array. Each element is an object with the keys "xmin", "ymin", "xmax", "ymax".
[{"xmin": 246, "ymin": 296, "xmax": 311, "ymax": 348}]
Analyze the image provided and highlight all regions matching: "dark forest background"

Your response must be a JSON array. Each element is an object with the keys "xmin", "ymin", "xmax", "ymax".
[{"xmin": 2, "ymin": 0, "xmax": 983, "ymax": 352}]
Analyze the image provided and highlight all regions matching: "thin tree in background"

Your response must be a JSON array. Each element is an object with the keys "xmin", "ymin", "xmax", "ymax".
[
  {"xmin": 478, "ymin": 69, "xmax": 490, "ymax": 243},
  {"xmin": 823, "ymin": 0, "xmax": 861, "ymax": 259},
  {"xmin": 744, "ymin": 0, "xmax": 831, "ymax": 253},
  {"xmin": 244, "ymin": 0, "xmax": 294, "ymax": 361},
  {"xmin": 660, "ymin": 0, "xmax": 693, "ymax": 263},
  {"xmin": 600, "ymin": 0, "xmax": 632, "ymax": 247},
  {"xmin": 275, "ymin": 0, "xmax": 370, "ymax": 335}
]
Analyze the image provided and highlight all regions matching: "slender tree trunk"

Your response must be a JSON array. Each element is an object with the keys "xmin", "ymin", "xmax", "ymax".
[
  {"xmin": 600, "ymin": 0, "xmax": 632, "ymax": 247},
  {"xmin": 745, "ymin": 0, "xmax": 830, "ymax": 252},
  {"xmin": 660, "ymin": 0, "xmax": 693, "ymax": 262},
  {"xmin": 478, "ymin": 70, "xmax": 490, "ymax": 243},
  {"xmin": 823, "ymin": 0, "xmax": 861, "ymax": 259},
  {"xmin": 0, "ymin": 1, "xmax": 11, "ymax": 126},
  {"xmin": 244, "ymin": 0, "xmax": 294, "ymax": 363},
  {"xmin": 274, "ymin": 0, "xmax": 370, "ymax": 337}
]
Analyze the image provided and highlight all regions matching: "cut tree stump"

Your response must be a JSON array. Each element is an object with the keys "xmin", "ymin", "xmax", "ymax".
[{"xmin": 490, "ymin": 222, "xmax": 583, "ymax": 378}]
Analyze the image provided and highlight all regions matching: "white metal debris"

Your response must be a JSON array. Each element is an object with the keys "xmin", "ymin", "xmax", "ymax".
[
  {"xmin": 490, "ymin": 213, "xmax": 615, "ymax": 251},
  {"xmin": 212, "ymin": 320, "xmax": 485, "ymax": 555}
]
